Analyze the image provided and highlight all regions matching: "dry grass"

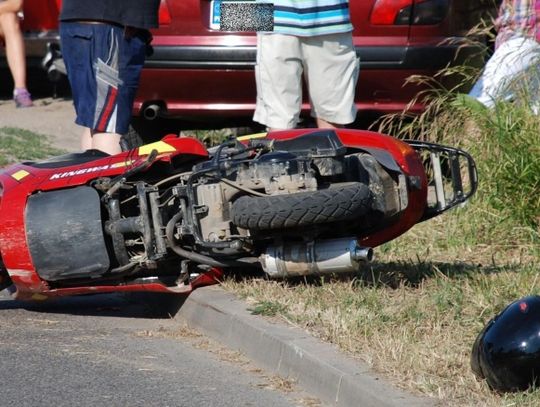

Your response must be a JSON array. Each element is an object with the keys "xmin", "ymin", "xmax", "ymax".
[
  {"xmin": 223, "ymin": 238, "xmax": 539, "ymax": 405},
  {"xmin": 223, "ymin": 60, "xmax": 539, "ymax": 405}
]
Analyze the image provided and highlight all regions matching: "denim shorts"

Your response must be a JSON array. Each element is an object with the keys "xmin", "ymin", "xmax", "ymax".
[{"xmin": 60, "ymin": 21, "xmax": 147, "ymax": 135}]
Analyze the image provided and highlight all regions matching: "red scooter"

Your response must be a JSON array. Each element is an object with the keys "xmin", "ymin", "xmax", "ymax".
[{"xmin": 0, "ymin": 129, "xmax": 477, "ymax": 301}]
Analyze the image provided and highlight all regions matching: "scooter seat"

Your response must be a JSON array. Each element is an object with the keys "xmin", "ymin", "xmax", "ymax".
[{"xmin": 23, "ymin": 149, "xmax": 110, "ymax": 169}]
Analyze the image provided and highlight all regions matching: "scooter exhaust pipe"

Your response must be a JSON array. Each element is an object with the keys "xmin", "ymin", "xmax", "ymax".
[
  {"xmin": 143, "ymin": 104, "xmax": 161, "ymax": 121},
  {"xmin": 260, "ymin": 237, "xmax": 373, "ymax": 278}
]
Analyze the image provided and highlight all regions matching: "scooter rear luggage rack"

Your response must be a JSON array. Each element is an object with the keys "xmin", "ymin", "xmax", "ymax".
[{"xmin": 406, "ymin": 140, "xmax": 478, "ymax": 222}]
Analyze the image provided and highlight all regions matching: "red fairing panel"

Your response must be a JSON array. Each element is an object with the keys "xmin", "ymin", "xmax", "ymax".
[
  {"xmin": 0, "ymin": 130, "xmax": 429, "ymax": 300},
  {"xmin": 0, "ymin": 136, "xmax": 208, "ymax": 300}
]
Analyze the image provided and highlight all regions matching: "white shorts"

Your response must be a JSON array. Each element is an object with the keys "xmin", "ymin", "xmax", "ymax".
[
  {"xmin": 253, "ymin": 32, "xmax": 360, "ymax": 129},
  {"xmin": 469, "ymin": 36, "xmax": 540, "ymax": 108}
]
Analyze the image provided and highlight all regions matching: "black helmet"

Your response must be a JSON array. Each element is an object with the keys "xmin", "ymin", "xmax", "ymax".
[{"xmin": 471, "ymin": 295, "xmax": 540, "ymax": 392}]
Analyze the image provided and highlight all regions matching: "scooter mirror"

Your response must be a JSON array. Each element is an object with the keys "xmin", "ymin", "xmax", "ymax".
[{"xmin": 219, "ymin": 1, "xmax": 274, "ymax": 32}]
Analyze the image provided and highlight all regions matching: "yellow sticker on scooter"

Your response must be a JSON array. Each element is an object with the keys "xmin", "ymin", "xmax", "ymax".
[
  {"xmin": 138, "ymin": 141, "xmax": 176, "ymax": 156},
  {"xmin": 31, "ymin": 293, "xmax": 49, "ymax": 301},
  {"xmin": 110, "ymin": 160, "xmax": 135, "ymax": 169},
  {"xmin": 236, "ymin": 132, "xmax": 268, "ymax": 141},
  {"xmin": 11, "ymin": 170, "xmax": 30, "ymax": 181}
]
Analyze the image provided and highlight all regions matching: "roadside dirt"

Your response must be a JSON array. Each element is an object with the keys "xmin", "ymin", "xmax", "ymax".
[{"xmin": 0, "ymin": 97, "xmax": 80, "ymax": 152}]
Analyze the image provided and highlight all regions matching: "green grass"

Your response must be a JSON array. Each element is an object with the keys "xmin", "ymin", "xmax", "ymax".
[{"xmin": 0, "ymin": 127, "xmax": 65, "ymax": 166}]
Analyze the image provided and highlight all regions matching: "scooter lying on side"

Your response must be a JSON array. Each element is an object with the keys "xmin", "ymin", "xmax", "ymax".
[{"xmin": 0, "ymin": 128, "xmax": 477, "ymax": 301}]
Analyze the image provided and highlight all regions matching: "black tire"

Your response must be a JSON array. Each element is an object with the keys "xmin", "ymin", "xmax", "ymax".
[
  {"xmin": 120, "ymin": 125, "xmax": 144, "ymax": 151},
  {"xmin": 231, "ymin": 182, "xmax": 373, "ymax": 231},
  {"xmin": 0, "ymin": 259, "xmax": 12, "ymax": 292}
]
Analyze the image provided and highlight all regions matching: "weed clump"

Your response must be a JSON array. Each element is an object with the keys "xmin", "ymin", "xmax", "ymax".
[{"xmin": 224, "ymin": 25, "xmax": 540, "ymax": 406}]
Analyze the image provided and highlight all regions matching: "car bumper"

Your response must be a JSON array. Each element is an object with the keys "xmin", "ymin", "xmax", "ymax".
[
  {"xmin": 145, "ymin": 42, "xmax": 477, "ymax": 70},
  {"xmin": 135, "ymin": 42, "xmax": 477, "ymax": 121}
]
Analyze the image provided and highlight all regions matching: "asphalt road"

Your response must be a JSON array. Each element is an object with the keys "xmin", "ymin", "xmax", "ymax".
[
  {"xmin": 0, "ymin": 68, "xmax": 321, "ymax": 407},
  {"xmin": 0, "ymin": 291, "xmax": 316, "ymax": 407}
]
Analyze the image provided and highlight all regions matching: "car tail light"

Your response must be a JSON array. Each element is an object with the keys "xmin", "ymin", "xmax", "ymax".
[
  {"xmin": 411, "ymin": 0, "xmax": 449, "ymax": 25},
  {"xmin": 370, "ymin": 0, "xmax": 414, "ymax": 25},
  {"xmin": 370, "ymin": 0, "xmax": 449, "ymax": 25},
  {"xmin": 159, "ymin": 0, "xmax": 172, "ymax": 25}
]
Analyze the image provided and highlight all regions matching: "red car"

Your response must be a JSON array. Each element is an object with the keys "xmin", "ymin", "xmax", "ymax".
[
  {"xmin": 5, "ymin": 1, "xmax": 494, "ymax": 133},
  {"xmin": 138, "ymin": 0, "xmax": 493, "ymax": 129}
]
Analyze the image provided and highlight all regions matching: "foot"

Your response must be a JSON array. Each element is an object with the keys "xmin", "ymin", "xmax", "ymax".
[{"xmin": 13, "ymin": 88, "xmax": 34, "ymax": 108}]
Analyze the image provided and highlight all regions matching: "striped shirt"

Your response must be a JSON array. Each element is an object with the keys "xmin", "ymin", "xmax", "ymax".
[
  {"xmin": 495, "ymin": 0, "xmax": 540, "ymax": 48},
  {"xmin": 269, "ymin": 0, "xmax": 353, "ymax": 37}
]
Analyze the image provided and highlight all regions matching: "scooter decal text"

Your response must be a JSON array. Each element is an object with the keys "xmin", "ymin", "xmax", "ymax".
[
  {"xmin": 49, "ymin": 160, "xmax": 134, "ymax": 180},
  {"xmin": 49, "ymin": 165, "xmax": 111, "ymax": 180}
]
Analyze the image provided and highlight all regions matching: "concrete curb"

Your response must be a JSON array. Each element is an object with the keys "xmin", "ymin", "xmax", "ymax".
[{"xmin": 177, "ymin": 286, "xmax": 435, "ymax": 407}]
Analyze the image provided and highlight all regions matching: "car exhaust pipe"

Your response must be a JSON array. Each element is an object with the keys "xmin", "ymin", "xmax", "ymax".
[
  {"xmin": 46, "ymin": 61, "xmax": 67, "ymax": 83},
  {"xmin": 260, "ymin": 237, "xmax": 373, "ymax": 278},
  {"xmin": 143, "ymin": 104, "xmax": 161, "ymax": 121},
  {"xmin": 41, "ymin": 42, "xmax": 67, "ymax": 83}
]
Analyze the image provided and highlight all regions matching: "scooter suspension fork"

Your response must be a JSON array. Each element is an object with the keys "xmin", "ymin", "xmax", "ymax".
[{"xmin": 105, "ymin": 182, "xmax": 168, "ymax": 267}]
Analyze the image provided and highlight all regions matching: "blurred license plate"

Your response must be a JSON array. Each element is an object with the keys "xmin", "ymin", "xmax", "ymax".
[
  {"xmin": 210, "ymin": 1, "xmax": 274, "ymax": 31},
  {"xmin": 210, "ymin": 0, "xmax": 222, "ymax": 30}
]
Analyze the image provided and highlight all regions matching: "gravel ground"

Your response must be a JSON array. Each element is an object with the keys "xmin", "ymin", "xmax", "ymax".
[{"xmin": 0, "ymin": 96, "xmax": 80, "ymax": 152}]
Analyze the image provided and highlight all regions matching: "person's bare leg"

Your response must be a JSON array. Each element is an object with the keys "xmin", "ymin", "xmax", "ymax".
[
  {"xmin": 0, "ymin": 12, "xmax": 27, "ymax": 89},
  {"xmin": 91, "ymin": 131, "xmax": 122, "ymax": 155},
  {"xmin": 316, "ymin": 117, "xmax": 344, "ymax": 129},
  {"xmin": 268, "ymin": 118, "xmax": 344, "ymax": 132},
  {"xmin": 80, "ymin": 127, "xmax": 93, "ymax": 151}
]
